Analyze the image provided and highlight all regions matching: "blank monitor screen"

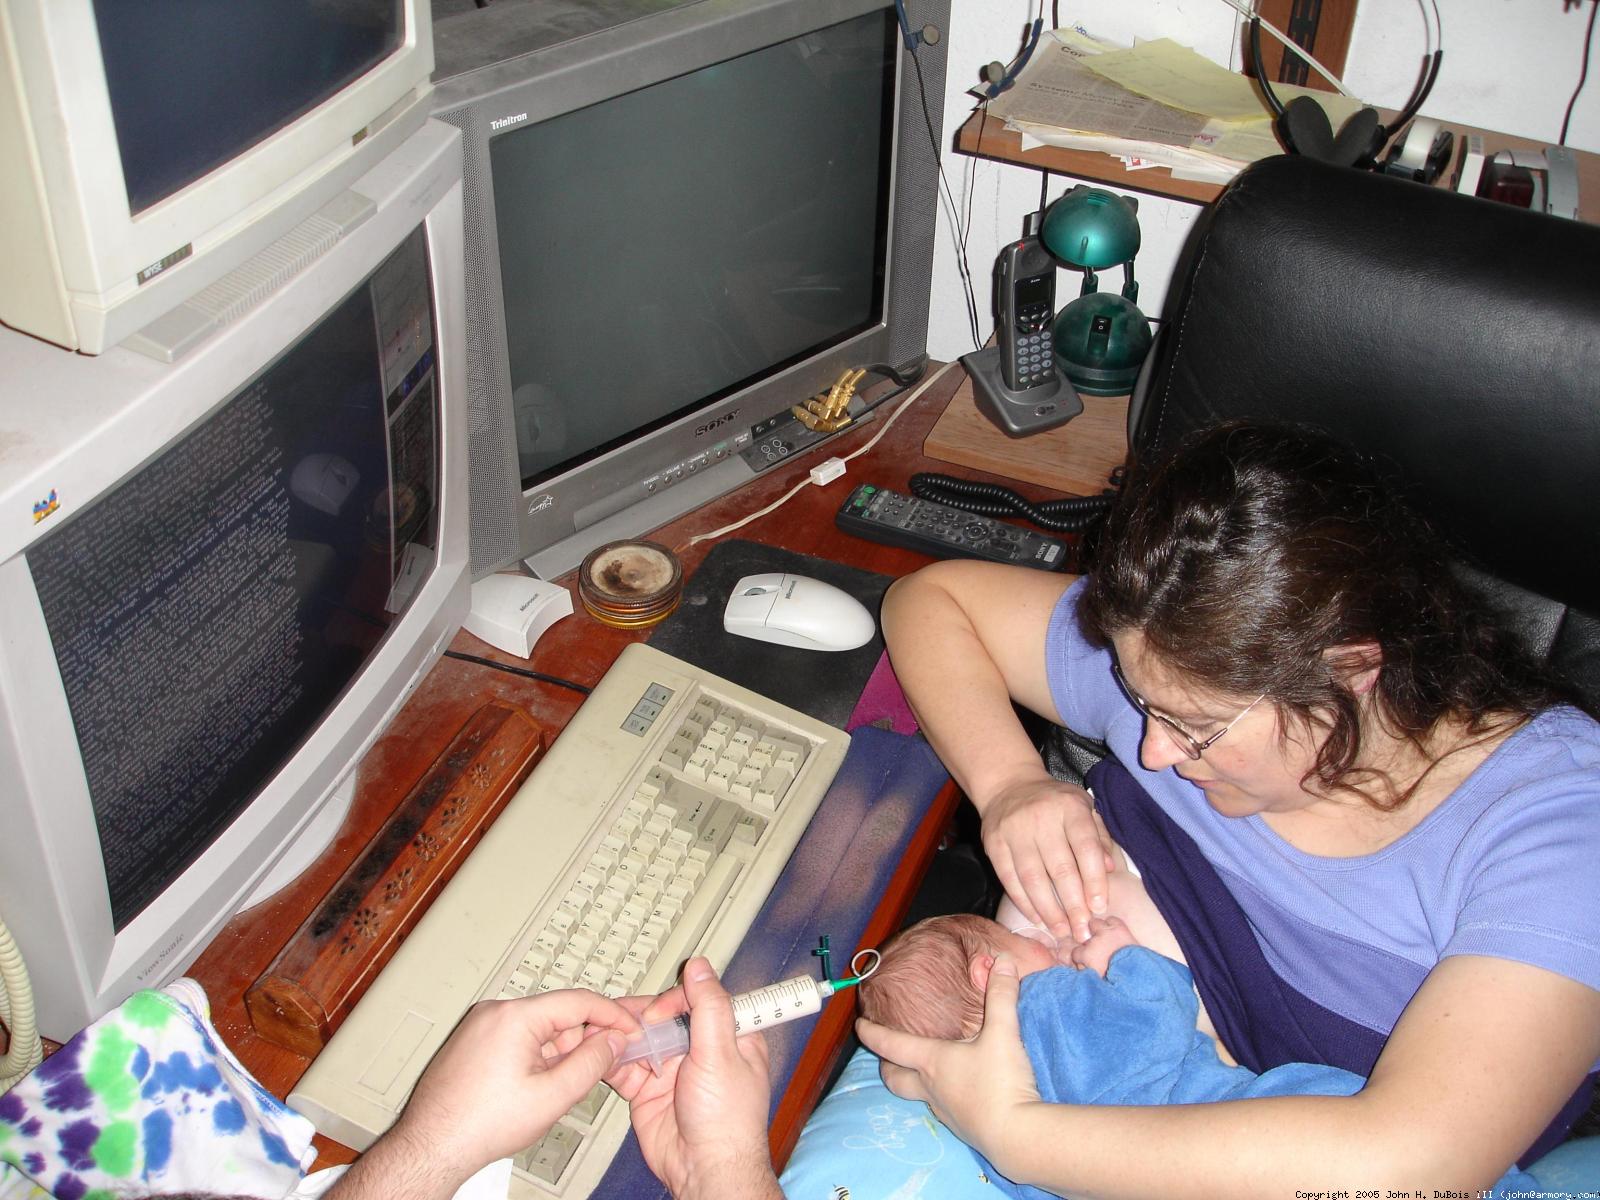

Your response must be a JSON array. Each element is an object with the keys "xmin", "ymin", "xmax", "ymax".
[
  {"xmin": 490, "ymin": 9, "xmax": 895, "ymax": 487},
  {"xmin": 26, "ymin": 227, "xmax": 440, "ymax": 931},
  {"xmin": 92, "ymin": 0, "xmax": 405, "ymax": 214}
]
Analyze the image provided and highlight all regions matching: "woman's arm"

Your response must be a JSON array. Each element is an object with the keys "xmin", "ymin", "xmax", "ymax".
[
  {"xmin": 863, "ymin": 953, "xmax": 1600, "ymax": 1198},
  {"xmin": 881, "ymin": 561, "xmax": 1111, "ymax": 941}
]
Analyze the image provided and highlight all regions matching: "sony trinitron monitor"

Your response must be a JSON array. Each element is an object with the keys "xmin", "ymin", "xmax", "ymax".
[{"xmin": 1249, "ymin": 16, "xmax": 1441, "ymax": 171}]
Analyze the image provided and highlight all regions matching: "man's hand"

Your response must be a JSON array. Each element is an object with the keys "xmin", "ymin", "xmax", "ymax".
[
  {"xmin": 610, "ymin": 958, "xmax": 783, "ymax": 1200},
  {"xmin": 330, "ymin": 990, "xmax": 639, "ymax": 1200}
]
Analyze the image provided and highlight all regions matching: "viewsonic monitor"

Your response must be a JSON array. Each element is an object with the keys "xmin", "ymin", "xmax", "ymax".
[
  {"xmin": 429, "ymin": 0, "xmax": 950, "ymax": 579},
  {"xmin": 0, "ymin": 120, "xmax": 470, "ymax": 1043}
]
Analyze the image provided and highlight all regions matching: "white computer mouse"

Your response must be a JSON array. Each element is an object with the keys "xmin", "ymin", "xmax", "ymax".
[
  {"xmin": 722, "ymin": 571, "xmax": 876, "ymax": 652},
  {"xmin": 289, "ymin": 452, "xmax": 360, "ymax": 516}
]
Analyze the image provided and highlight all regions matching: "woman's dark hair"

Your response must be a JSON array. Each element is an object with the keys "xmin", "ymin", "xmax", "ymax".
[{"xmin": 1078, "ymin": 422, "xmax": 1567, "ymax": 806}]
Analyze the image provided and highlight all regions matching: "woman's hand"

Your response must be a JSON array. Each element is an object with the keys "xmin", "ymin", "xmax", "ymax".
[
  {"xmin": 855, "ymin": 953, "xmax": 1041, "ymax": 1173},
  {"xmin": 980, "ymin": 776, "xmax": 1115, "ymax": 944},
  {"xmin": 610, "ymin": 958, "xmax": 782, "ymax": 1200}
]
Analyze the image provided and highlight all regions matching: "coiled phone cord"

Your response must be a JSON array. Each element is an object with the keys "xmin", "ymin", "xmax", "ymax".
[
  {"xmin": 0, "ymin": 916, "xmax": 43, "ymax": 1093},
  {"xmin": 908, "ymin": 471, "xmax": 1117, "ymax": 534}
]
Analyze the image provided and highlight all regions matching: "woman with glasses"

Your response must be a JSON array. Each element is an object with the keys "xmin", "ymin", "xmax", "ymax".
[{"xmin": 866, "ymin": 421, "xmax": 1600, "ymax": 1196}]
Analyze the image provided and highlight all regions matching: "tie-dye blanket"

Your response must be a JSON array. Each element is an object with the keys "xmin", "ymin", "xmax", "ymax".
[{"xmin": 0, "ymin": 978, "xmax": 314, "ymax": 1200}]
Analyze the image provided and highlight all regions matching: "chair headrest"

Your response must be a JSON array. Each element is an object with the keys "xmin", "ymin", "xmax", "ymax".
[{"xmin": 1132, "ymin": 154, "xmax": 1600, "ymax": 620}]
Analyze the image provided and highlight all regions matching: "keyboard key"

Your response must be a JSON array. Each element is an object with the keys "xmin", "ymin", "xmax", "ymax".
[
  {"xmin": 548, "ymin": 908, "xmax": 577, "ymax": 937},
  {"xmin": 610, "ymin": 962, "xmax": 645, "ymax": 992},
  {"xmin": 754, "ymin": 763, "xmax": 796, "ymax": 811},
  {"xmin": 533, "ymin": 926, "xmax": 564, "ymax": 955},
  {"xmin": 517, "ymin": 1123, "xmax": 583, "ymax": 1184},
  {"xmin": 772, "ymin": 738, "xmax": 806, "ymax": 769},
  {"xmin": 732, "ymin": 810, "xmax": 767, "ymax": 846},
  {"xmin": 570, "ymin": 1082, "xmax": 610, "ymax": 1124},
  {"xmin": 566, "ymin": 929, "xmax": 598, "ymax": 959},
  {"xmin": 663, "ymin": 731, "xmax": 697, "ymax": 767},
  {"xmin": 520, "ymin": 947, "xmax": 552, "ymax": 976},
  {"xmin": 695, "ymin": 799, "xmax": 742, "ymax": 857}
]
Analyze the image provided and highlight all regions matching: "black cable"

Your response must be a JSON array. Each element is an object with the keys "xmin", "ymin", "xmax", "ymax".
[
  {"xmin": 908, "ymin": 472, "xmax": 1117, "ymax": 533},
  {"xmin": 862, "ymin": 358, "xmax": 929, "ymax": 389},
  {"xmin": 1561, "ymin": 0, "xmax": 1599, "ymax": 145},
  {"xmin": 906, "ymin": 48, "xmax": 984, "ymax": 351},
  {"xmin": 445, "ymin": 650, "xmax": 591, "ymax": 695},
  {"xmin": 856, "ymin": 379, "xmax": 914, "ymax": 419}
]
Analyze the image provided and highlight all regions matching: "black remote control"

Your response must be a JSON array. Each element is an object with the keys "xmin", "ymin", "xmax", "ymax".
[{"xmin": 835, "ymin": 484, "xmax": 1071, "ymax": 571}]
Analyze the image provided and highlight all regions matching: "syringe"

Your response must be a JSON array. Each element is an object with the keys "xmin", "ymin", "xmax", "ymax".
[{"xmin": 616, "ymin": 951, "xmax": 880, "ymax": 1074}]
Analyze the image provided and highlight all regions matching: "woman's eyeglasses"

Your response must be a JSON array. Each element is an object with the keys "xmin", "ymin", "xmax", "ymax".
[{"xmin": 1110, "ymin": 660, "xmax": 1265, "ymax": 761}]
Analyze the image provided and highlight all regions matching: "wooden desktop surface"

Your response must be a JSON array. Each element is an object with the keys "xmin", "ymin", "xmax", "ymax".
[{"xmin": 184, "ymin": 363, "xmax": 1127, "ymax": 1168}]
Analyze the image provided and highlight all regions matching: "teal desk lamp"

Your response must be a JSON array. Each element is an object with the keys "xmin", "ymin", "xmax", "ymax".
[{"xmin": 1040, "ymin": 186, "xmax": 1153, "ymax": 396}]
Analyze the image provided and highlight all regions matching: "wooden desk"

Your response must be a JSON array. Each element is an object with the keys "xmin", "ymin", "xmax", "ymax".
[
  {"xmin": 957, "ymin": 109, "xmax": 1600, "ymax": 223},
  {"xmin": 184, "ymin": 363, "xmax": 1124, "ymax": 1171}
]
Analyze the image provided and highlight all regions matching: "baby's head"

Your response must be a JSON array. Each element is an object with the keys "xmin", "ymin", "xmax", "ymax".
[{"xmin": 857, "ymin": 913, "xmax": 1062, "ymax": 1041}]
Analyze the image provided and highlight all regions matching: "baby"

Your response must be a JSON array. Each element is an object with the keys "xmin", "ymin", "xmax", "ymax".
[
  {"xmin": 858, "ymin": 910, "xmax": 1134, "ymax": 1040},
  {"xmin": 857, "ymin": 911, "xmax": 1373, "ymax": 1200},
  {"xmin": 861, "ymin": 843, "xmax": 1217, "ymax": 1045}
]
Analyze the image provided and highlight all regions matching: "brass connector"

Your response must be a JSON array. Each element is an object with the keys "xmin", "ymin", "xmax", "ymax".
[{"xmin": 791, "ymin": 366, "xmax": 866, "ymax": 433}]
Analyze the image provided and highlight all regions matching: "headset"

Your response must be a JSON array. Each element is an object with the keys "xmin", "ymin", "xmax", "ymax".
[
  {"xmin": 1249, "ymin": 11, "xmax": 1442, "ymax": 170},
  {"xmin": 893, "ymin": 0, "xmax": 942, "ymax": 51},
  {"xmin": 981, "ymin": 14, "xmax": 1045, "ymax": 98}
]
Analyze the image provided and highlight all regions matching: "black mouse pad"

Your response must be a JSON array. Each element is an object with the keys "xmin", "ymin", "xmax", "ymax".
[{"xmin": 646, "ymin": 540, "xmax": 891, "ymax": 728}]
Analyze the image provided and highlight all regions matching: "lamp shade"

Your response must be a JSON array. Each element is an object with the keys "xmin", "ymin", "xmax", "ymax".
[{"xmin": 1040, "ymin": 186, "xmax": 1140, "ymax": 269}]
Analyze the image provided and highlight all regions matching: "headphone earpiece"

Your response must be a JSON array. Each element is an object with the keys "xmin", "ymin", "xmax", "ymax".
[
  {"xmin": 981, "ymin": 17, "xmax": 1043, "ymax": 99},
  {"xmin": 1277, "ymin": 96, "xmax": 1383, "ymax": 169},
  {"xmin": 1248, "ymin": 16, "xmax": 1441, "ymax": 174}
]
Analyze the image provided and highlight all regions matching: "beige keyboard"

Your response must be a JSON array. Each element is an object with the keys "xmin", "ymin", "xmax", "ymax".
[{"xmin": 289, "ymin": 642, "xmax": 850, "ymax": 1198}]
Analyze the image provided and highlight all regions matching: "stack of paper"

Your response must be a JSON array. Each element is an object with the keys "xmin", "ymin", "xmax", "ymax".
[{"xmin": 983, "ymin": 30, "xmax": 1364, "ymax": 184}]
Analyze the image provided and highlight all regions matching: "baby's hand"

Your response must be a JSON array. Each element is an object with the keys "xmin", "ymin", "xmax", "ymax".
[{"xmin": 1068, "ymin": 916, "xmax": 1136, "ymax": 976}]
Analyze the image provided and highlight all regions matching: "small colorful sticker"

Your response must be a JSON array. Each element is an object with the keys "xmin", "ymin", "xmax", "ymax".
[{"xmin": 32, "ymin": 489, "xmax": 59, "ymax": 523}]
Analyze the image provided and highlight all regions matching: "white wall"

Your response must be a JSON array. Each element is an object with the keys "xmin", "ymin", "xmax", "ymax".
[{"xmin": 924, "ymin": 0, "xmax": 1599, "ymax": 362}]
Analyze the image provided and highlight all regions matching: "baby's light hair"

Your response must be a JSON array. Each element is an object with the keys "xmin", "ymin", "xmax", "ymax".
[{"xmin": 857, "ymin": 913, "xmax": 1010, "ymax": 1040}]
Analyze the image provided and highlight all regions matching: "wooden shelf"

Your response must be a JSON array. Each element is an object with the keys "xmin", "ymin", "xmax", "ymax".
[
  {"xmin": 956, "ymin": 113, "xmax": 1225, "ymax": 205},
  {"xmin": 958, "ymin": 108, "xmax": 1600, "ymax": 224}
]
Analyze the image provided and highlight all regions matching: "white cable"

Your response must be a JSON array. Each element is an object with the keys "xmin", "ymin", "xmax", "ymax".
[
  {"xmin": 0, "ymin": 916, "xmax": 44, "ymax": 1093},
  {"xmin": 685, "ymin": 360, "xmax": 959, "ymax": 548},
  {"xmin": 1214, "ymin": 0, "xmax": 1354, "ymax": 96}
]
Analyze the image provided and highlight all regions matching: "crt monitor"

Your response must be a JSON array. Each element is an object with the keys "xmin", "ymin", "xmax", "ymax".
[
  {"xmin": 0, "ymin": 119, "xmax": 469, "ymax": 1043},
  {"xmin": 429, "ymin": 0, "xmax": 950, "ymax": 580},
  {"xmin": 0, "ymin": 0, "xmax": 434, "ymax": 355}
]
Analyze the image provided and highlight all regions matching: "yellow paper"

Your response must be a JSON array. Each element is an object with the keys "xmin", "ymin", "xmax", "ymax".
[{"xmin": 1084, "ymin": 37, "xmax": 1364, "ymax": 128}]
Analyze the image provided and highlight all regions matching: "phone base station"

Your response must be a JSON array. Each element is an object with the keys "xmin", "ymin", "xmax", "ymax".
[{"xmin": 961, "ymin": 345, "xmax": 1083, "ymax": 437}]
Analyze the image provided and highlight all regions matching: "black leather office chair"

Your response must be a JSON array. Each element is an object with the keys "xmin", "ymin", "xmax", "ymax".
[{"xmin": 1126, "ymin": 153, "xmax": 1600, "ymax": 711}]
